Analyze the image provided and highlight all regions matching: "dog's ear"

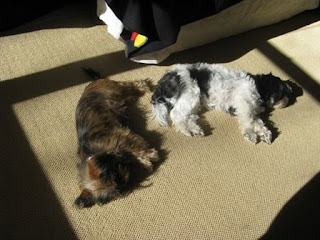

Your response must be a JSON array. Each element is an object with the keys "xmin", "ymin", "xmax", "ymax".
[{"xmin": 86, "ymin": 156, "xmax": 101, "ymax": 179}]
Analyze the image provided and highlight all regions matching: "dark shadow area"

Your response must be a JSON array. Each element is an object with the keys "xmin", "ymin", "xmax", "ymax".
[
  {"xmin": 198, "ymin": 110, "xmax": 215, "ymax": 137},
  {"xmin": 258, "ymin": 43, "xmax": 320, "ymax": 102},
  {"xmin": 162, "ymin": 8, "xmax": 320, "ymax": 65},
  {"xmin": 0, "ymin": 54, "xmax": 145, "ymax": 237},
  {"xmin": 0, "ymin": 98, "xmax": 78, "ymax": 240},
  {"xmin": 1, "ymin": 51, "xmax": 143, "ymax": 103},
  {"xmin": 121, "ymin": 102, "xmax": 169, "ymax": 197},
  {"xmin": 0, "ymin": 0, "xmax": 103, "ymax": 35},
  {"xmin": 260, "ymin": 172, "xmax": 320, "ymax": 240}
]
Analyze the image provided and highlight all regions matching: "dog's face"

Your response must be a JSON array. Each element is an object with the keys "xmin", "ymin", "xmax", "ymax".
[
  {"xmin": 75, "ymin": 154, "xmax": 131, "ymax": 208},
  {"xmin": 252, "ymin": 73, "xmax": 293, "ymax": 109}
]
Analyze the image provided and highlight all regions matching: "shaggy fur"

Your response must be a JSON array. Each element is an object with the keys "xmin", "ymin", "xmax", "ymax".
[
  {"xmin": 151, "ymin": 62, "xmax": 293, "ymax": 144},
  {"xmin": 75, "ymin": 74, "xmax": 158, "ymax": 208}
]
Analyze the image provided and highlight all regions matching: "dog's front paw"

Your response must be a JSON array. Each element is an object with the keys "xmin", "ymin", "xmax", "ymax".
[
  {"xmin": 188, "ymin": 124, "xmax": 205, "ymax": 137},
  {"xmin": 75, "ymin": 189, "xmax": 95, "ymax": 208},
  {"xmin": 190, "ymin": 128, "xmax": 205, "ymax": 137},
  {"xmin": 177, "ymin": 127, "xmax": 192, "ymax": 137},
  {"xmin": 244, "ymin": 131, "xmax": 258, "ymax": 144},
  {"xmin": 187, "ymin": 116, "xmax": 204, "ymax": 137},
  {"xmin": 179, "ymin": 126, "xmax": 204, "ymax": 137},
  {"xmin": 259, "ymin": 127, "xmax": 272, "ymax": 144}
]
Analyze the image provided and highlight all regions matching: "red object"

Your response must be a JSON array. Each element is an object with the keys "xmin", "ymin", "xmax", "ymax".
[{"xmin": 130, "ymin": 32, "xmax": 138, "ymax": 41}]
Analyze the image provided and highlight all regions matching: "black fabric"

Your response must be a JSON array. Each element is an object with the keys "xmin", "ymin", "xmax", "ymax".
[
  {"xmin": 105, "ymin": 0, "xmax": 243, "ymax": 58},
  {"xmin": 0, "ymin": 0, "xmax": 82, "ymax": 31}
]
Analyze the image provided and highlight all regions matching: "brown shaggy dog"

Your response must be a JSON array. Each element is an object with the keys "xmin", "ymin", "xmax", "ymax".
[{"xmin": 75, "ymin": 74, "xmax": 159, "ymax": 208}]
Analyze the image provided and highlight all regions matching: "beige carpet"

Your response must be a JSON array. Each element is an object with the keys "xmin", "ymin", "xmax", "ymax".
[{"xmin": 1, "ymin": 2, "xmax": 320, "ymax": 240}]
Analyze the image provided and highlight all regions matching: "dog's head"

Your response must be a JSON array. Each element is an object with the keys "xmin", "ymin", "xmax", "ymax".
[
  {"xmin": 75, "ymin": 153, "xmax": 131, "ymax": 208},
  {"xmin": 251, "ymin": 73, "xmax": 293, "ymax": 109}
]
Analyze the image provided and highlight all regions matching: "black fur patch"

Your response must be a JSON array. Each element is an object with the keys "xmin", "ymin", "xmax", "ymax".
[
  {"xmin": 151, "ymin": 71, "xmax": 185, "ymax": 109},
  {"xmin": 188, "ymin": 64, "xmax": 211, "ymax": 97},
  {"xmin": 250, "ymin": 73, "xmax": 292, "ymax": 106},
  {"xmin": 95, "ymin": 153, "xmax": 131, "ymax": 186}
]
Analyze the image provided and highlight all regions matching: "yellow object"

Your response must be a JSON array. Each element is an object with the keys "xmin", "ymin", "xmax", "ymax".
[{"xmin": 134, "ymin": 34, "xmax": 148, "ymax": 47}]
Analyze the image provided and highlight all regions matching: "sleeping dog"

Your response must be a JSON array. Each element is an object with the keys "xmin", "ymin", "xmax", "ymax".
[
  {"xmin": 75, "ymin": 70, "xmax": 159, "ymax": 208},
  {"xmin": 151, "ymin": 62, "xmax": 293, "ymax": 144}
]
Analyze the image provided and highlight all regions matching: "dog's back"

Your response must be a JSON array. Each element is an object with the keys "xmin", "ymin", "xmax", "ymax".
[{"xmin": 76, "ymin": 79, "xmax": 129, "ymax": 160}]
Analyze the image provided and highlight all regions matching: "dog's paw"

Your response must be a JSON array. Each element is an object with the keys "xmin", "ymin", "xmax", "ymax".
[
  {"xmin": 135, "ymin": 79, "xmax": 152, "ymax": 92},
  {"xmin": 138, "ymin": 149, "xmax": 159, "ymax": 171},
  {"xmin": 178, "ymin": 128, "xmax": 192, "ymax": 137},
  {"xmin": 178, "ymin": 127, "xmax": 204, "ymax": 137},
  {"xmin": 146, "ymin": 148, "xmax": 159, "ymax": 163},
  {"xmin": 75, "ymin": 195, "xmax": 95, "ymax": 208},
  {"xmin": 259, "ymin": 127, "xmax": 272, "ymax": 144},
  {"xmin": 244, "ymin": 131, "xmax": 258, "ymax": 144},
  {"xmin": 187, "ymin": 115, "xmax": 204, "ymax": 137},
  {"xmin": 190, "ymin": 128, "xmax": 205, "ymax": 137}
]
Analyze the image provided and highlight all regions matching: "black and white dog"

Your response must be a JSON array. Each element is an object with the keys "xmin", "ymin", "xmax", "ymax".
[{"xmin": 151, "ymin": 63, "xmax": 293, "ymax": 144}]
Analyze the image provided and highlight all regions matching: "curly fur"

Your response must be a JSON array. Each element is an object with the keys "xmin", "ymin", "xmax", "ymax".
[{"xmin": 151, "ymin": 62, "xmax": 293, "ymax": 144}]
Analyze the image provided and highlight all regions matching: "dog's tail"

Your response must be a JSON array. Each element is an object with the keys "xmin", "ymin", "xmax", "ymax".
[{"xmin": 81, "ymin": 67, "xmax": 102, "ymax": 80}]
